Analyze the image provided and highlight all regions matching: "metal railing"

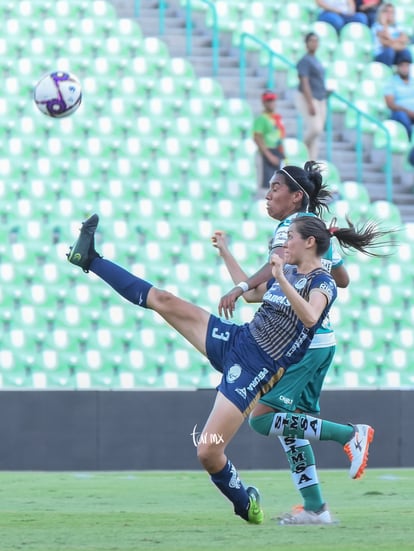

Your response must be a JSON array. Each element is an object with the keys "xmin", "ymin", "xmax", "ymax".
[
  {"xmin": 138, "ymin": 4, "xmax": 394, "ymax": 201},
  {"xmin": 326, "ymin": 93, "xmax": 393, "ymax": 202},
  {"xmin": 239, "ymin": 32, "xmax": 393, "ymax": 201},
  {"xmin": 239, "ymin": 32, "xmax": 296, "ymax": 97},
  {"xmin": 135, "ymin": 0, "xmax": 219, "ymax": 73},
  {"xmin": 184, "ymin": 0, "xmax": 219, "ymax": 76},
  {"xmin": 134, "ymin": 0, "xmax": 140, "ymax": 17}
]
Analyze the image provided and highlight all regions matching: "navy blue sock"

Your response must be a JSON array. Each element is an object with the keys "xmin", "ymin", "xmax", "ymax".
[
  {"xmin": 90, "ymin": 258, "xmax": 153, "ymax": 308},
  {"xmin": 210, "ymin": 460, "xmax": 249, "ymax": 520}
]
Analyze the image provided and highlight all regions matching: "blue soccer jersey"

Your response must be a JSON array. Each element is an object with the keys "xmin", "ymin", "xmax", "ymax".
[
  {"xmin": 248, "ymin": 266, "xmax": 337, "ymax": 367},
  {"xmin": 268, "ymin": 211, "xmax": 343, "ymax": 348}
]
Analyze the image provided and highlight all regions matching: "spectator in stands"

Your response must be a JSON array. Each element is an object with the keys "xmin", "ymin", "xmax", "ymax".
[
  {"xmin": 67, "ymin": 210, "xmax": 388, "ymax": 525},
  {"xmin": 253, "ymin": 90, "xmax": 286, "ymax": 191},
  {"xmin": 296, "ymin": 33, "xmax": 328, "ymax": 161},
  {"xmin": 372, "ymin": 2, "xmax": 411, "ymax": 67},
  {"xmin": 356, "ymin": 0, "xmax": 383, "ymax": 28},
  {"xmin": 316, "ymin": 0, "xmax": 368, "ymax": 35},
  {"xmin": 383, "ymin": 50, "xmax": 414, "ymax": 139},
  {"xmin": 408, "ymin": 147, "xmax": 414, "ymax": 167}
]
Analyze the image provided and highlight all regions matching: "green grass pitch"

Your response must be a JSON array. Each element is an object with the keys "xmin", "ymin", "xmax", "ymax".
[{"xmin": 0, "ymin": 469, "xmax": 413, "ymax": 551}]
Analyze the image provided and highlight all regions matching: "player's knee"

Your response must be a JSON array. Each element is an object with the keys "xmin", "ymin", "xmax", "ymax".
[
  {"xmin": 150, "ymin": 289, "xmax": 176, "ymax": 312},
  {"xmin": 197, "ymin": 442, "xmax": 222, "ymax": 472},
  {"xmin": 248, "ymin": 412, "xmax": 274, "ymax": 436}
]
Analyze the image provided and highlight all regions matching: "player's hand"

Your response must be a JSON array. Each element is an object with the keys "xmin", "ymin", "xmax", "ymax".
[
  {"xmin": 270, "ymin": 253, "xmax": 285, "ymax": 280},
  {"xmin": 218, "ymin": 286, "xmax": 243, "ymax": 319},
  {"xmin": 211, "ymin": 230, "xmax": 229, "ymax": 256}
]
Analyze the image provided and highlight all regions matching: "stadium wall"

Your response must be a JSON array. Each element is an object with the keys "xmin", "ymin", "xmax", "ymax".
[{"xmin": 0, "ymin": 389, "xmax": 411, "ymax": 470}]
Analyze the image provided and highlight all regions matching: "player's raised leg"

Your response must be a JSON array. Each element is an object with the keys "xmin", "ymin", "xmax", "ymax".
[
  {"xmin": 67, "ymin": 213, "xmax": 263, "ymax": 523},
  {"xmin": 67, "ymin": 213, "xmax": 210, "ymax": 354}
]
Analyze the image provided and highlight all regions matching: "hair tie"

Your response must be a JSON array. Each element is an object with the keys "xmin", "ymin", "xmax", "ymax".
[{"xmin": 328, "ymin": 218, "xmax": 339, "ymax": 235}]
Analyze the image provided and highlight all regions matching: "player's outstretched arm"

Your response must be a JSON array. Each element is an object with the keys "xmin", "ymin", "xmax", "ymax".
[{"xmin": 212, "ymin": 231, "xmax": 267, "ymax": 308}]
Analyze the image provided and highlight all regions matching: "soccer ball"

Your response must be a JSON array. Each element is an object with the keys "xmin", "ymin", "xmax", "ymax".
[{"xmin": 34, "ymin": 71, "xmax": 82, "ymax": 118}]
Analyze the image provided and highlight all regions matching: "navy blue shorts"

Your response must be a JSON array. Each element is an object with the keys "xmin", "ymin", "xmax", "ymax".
[{"xmin": 205, "ymin": 315, "xmax": 285, "ymax": 417}]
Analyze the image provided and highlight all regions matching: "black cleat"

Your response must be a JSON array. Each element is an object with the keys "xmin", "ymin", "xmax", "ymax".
[{"xmin": 67, "ymin": 213, "xmax": 100, "ymax": 272}]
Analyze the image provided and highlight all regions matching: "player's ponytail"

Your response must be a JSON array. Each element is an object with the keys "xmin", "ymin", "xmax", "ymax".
[
  {"xmin": 292, "ymin": 216, "xmax": 395, "ymax": 258},
  {"xmin": 327, "ymin": 217, "xmax": 394, "ymax": 257}
]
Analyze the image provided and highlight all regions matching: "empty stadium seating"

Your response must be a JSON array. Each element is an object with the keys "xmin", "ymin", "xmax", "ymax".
[{"xmin": 0, "ymin": 0, "xmax": 412, "ymax": 391}]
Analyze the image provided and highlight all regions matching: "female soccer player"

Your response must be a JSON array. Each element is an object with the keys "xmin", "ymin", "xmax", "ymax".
[
  {"xmin": 67, "ymin": 211, "xmax": 388, "ymax": 524},
  {"xmin": 213, "ymin": 161, "xmax": 351, "ymax": 524}
]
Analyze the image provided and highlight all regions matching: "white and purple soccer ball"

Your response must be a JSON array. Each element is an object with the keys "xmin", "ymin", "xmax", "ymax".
[{"xmin": 34, "ymin": 71, "xmax": 82, "ymax": 118}]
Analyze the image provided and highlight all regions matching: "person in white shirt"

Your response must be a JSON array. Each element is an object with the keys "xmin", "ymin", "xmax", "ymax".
[
  {"xmin": 384, "ymin": 50, "xmax": 414, "ymax": 139},
  {"xmin": 372, "ymin": 2, "xmax": 411, "ymax": 67}
]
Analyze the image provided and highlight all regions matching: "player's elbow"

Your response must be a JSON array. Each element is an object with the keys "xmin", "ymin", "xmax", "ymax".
[
  {"xmin": 303, "ymin": 314, "xmax": 319, "ymax": 328},
  {"xmin": 336, "ymin": 274, "xmax": 350, "ymax": 288}
]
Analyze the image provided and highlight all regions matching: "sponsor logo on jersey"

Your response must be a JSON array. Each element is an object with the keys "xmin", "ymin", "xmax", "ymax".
[
  {"xmin": 263, "ymin": 289, "xmax": 290, "ymax": 307},
  {"xmin": 319, "ymin": 281, "xmax": 334, "ymax": 300},
  {"xmin": 285, "ymin": 330, "xmax": 308, "ymax": 358},
  {"xmin": 279, "ymin": 394, "xmax": 293, "ymax": 405},
  {"xmin": 294, "ymin": 277, "xmax": 307, "ymax": 290},
  {"xmin": 226, "ymin": 364, "xmax": 242, "ymax": 383},
  {"xmin": 247, "ymin": 368, "xmax": 269, "ymax": 392},
  {"xmin": 234, "ymin": 368, "xmax": 269, "ymax": 400},
  {"xmin": 235, "ymin": 387, "xmax": 247, "ymax": 399}
]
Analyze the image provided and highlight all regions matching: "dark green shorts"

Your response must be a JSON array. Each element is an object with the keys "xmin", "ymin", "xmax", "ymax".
[{"xmin": 259, "ymin": 346, "xmax": 335, "ymax": 414}]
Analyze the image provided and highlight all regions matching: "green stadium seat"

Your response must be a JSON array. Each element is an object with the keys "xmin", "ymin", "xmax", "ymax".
[
  {"xmin": 340, "ymin": 21, "xmax": 373, "ymax": 48},
  {"xmin": 221, "ymin": 98, "xmax": 253, "ymax": 133},
  {"xmin": 54, "ymin": 0, "xmax": 89, "ymax": 19},
  {"xmin": 183, "ymin": 97, "xmax": 214, "ymax": 121},
  {"xmin": 364, "ymin": 200, "xmax": 402, "ymax": 228},
  {"xmin": 0, "ymin": 97, "xmax": 26, "ymax": 119},
  {"xmin": 0, "ymin": 2, "xmax": 13, "ymax": 18},
  {"xmin": 365, "ymin": 61, "xmax": 393, "ymax": 83},
  {"xmin": 143, "ymin": 37, "xmax": 169, "ymax": 69},
  {"xmin": 89, "ymin": 0, "xmax": 117, "ymax": 19},
  {"xmin": 384, "ymin": 348, "xmax": 414, "ymax": 388},
  {"xmin": 121, "ymin": 348, "xmax": 166, "ymax": 388},
  {"xmin": 327, "ymin": 66, "xmax": 357, "ymax": 112},
  {"xmin": 317, "ymin": 160, "xmax": 341, "ymax": 188},
  {"xmin": 327, "ymin": 199, "xmax": 352, "ymax": 226},
  {"xmin": 5, "ymin": 17, "xmax": 34, "ymax": 38},
  {"xmin": 0, "ymin": 348, "xmax": 33, "ymax": 388},
  {"xmin": 284, "ymin": 138, "xmax": 308, "ymax": 165},
  {"xmin": 74, "ymin": 17, "xmax": 108, "ymax": 38},
  {"xmin": 74, "ymin": 360, "xmax": 115, "ymax": 389},
  {"xmin": 260, "ymin": 37, "xmax": 295, "ymax": 74},
  {"xmin": 206, "ymin": 1, "xmax": 240, "ymax": 32},
  {"xmin": 363, "ymin": 304, "xmax": 398, "ymax": 331},
  {"xmin": 339, "ymin": 180, "xmax": 371, "ymax": 204},
  {"xmin": 190, "ymin": 78, "xmax": 224, "ymax": 111},
  {"xmin": 164, "ymin": 56, "xmax": 196, "ymax": 87},
  {"xmin": 374, "ymin": 120, "xmax": 411, "ymax": 155},
  {"xmin": 333, "ymin": 348, "xmax": 382, "ymax": 388},
  {"xmin": 311, "ymin": 21, "xmax": 338, "ymax": 60}
]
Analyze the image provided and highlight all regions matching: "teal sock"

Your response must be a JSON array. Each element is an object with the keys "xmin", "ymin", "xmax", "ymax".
[
  {"xmin": 270, "ymin": 412, "xmax": 354, "ymax": 445},
  {"xmin": 279, "ymin": 436, "xmax": 324, "ymax": 512},
  {"xmin": 320, "ymin": 420, "xmax": 354, "ymax": 446}
]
